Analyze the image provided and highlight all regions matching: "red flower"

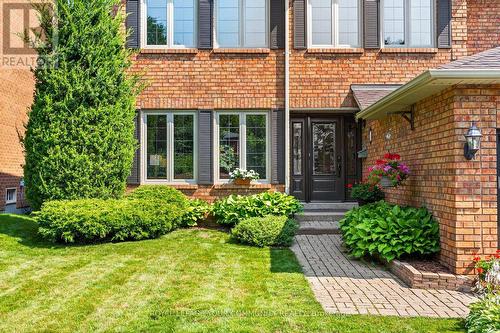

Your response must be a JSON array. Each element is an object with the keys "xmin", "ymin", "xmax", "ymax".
[
  {"xmin": 473, "ymin": 253, "xmax": 481, "ymax": 262},
  {"xmin": 383, "ymin": 153, "xmax": 401, "ymax": 160},
  {"xmin": 392, "ymin": 154, "xmax": 401, "ymax": 160},
  {"xmin": 477, "ymin": 267, "xmax": 484, "ymax": 274},
  {"xmin": 376, "ymin": 159, "xmax": 387, "ymax": 165},
  {"xmin": 347, "ymin": 184, "xmax": 353, "ymax": 189}
]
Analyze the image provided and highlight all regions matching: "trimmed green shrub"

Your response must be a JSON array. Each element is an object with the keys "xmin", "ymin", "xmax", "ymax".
[
  {"xmin": 35, "ymin": 198, "xmax": 184, "ymax": 243},
  {"xmin": 212, "ymin": 192, "xmax": 303, "ymax": 226},
  {"xmin": 126, "ymin": 185, "xmax": 209, "ymax": 227},
  {"xmin": 126, "ymin": 186, "xmax": 188, "ymax": 206},
  {"xmin": 179, "ymin": 199, "xmax": 211, "ymax": 227},
  {"xmin": 339, "ymin": 201, "xmax": 440, "ymax": 262},
  {"xmin": 231, "ymin": 215, "xmax": 298, "ymax": 247},
  {"xmin": 24, "ymin": 0, "xmax": 141, "ymax": 210},
  {"xmin": 465, "ymin": 295, "xmax": 500, "ymax": 333}
]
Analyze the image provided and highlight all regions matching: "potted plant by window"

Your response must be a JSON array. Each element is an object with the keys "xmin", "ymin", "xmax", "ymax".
[
  {"xmin": 230, "ymin": 168, "xmax": 260, "ymax": 185},
  {"xmin": 367, "ymin": 153, "xmax": 410, "ymax": 188},
  {"xmin": 347, "ymin": 182, "xmax": 385, "ymax": 206}
]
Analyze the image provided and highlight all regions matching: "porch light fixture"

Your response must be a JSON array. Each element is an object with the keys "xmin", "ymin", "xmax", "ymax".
[{"xmin": 464, "ymin": 123, "xmax": 482, "ymax": 160}]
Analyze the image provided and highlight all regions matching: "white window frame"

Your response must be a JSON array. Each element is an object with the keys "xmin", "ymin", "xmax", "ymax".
[
  {"xmin": 214, "ymin": 0, "xmax": 270, "ymax": 49},
  {"xmin": 141, "ymin": 110, "xmax": 198, "ymax": 184},
  {"xmin": 140, "ymin": 0, "xmax": 198, "ymax": 49},
  {"xmin": 307, "ymin": 0, "xmax": 362, "ymax": 49},
  {"xmin": 5, "ymin": 188, "xmax": 17, "ymax": 205},
  {"xmin": 214, "ymin": 111, "xmax": 271, "ymax": 183},
  {"xmin": 380, "ymin": 0, "xmax": 435, "ymax": 48}
]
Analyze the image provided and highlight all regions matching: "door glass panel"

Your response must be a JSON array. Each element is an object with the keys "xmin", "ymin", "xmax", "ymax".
[
  {"xmin": 292, "ymin": 122, "xmax": 303, "ymax": 176},
  {"xmin": 147, "ymin": 115, "xmax": 168, "ymax": 179},
  {"xmin": 312, "ymin": 122, "xmax": 335, "ymax": 176},
  {"xmin": 219, "ymin": 114, "xmax": 240, "ymax": 179},
  {"xmin": 174, "ymin": 114, "xmax": 194, "ymax": 179},
  {"xmin": 246, "ymin": 115, "xmax": 267, "ymax": 179}
]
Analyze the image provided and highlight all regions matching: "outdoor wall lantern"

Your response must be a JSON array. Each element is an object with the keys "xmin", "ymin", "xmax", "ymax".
[{"xmin": 464, "ymin": 123, "xmax": 482, "ymax": 160}]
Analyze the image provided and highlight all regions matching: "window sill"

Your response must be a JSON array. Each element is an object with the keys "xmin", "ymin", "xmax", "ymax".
[
  {"xmin": 139, "ymin": 48, "xmax": 198, "ymax": 54},
  {"xmin": 380, "ymin": 48, "xmax": 438, "ymax": 54},
  {"xmin": 307, "ymin": 48, "xmax": 364, "ymax": 54},
  {"xmin": 212, "ymin": 48, "xmax": 271, "ymax": 54},
  {"xmin": 212, "ymin": 183, "xmax": 273, "ymax": 189}
]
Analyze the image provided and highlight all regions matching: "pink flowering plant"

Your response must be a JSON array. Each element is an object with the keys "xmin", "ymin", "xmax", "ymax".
[{"xmin": 367, "ymin": 153, "xmax": 410, "ymax": 187}]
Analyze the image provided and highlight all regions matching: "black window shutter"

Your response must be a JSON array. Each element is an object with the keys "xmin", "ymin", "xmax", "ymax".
[
  {"xmin": 126, "ymin": 0, "xmax": 140, "ymax": 48},
  {"xmin": 128, "ymin": 111, "xmax": 141, "ymax": 184},
  {"xmin": 294, "ymin": 0, "xmax": 307, "ymax": 49},
  {"xmin": 198, "ymin": 0, "xmax": 213, "ymax": 49},
  {"xmin": 436, "ymin": 0, "xmax": 452, "ymax": 48},
  {"xmin": 198, "ymin": 110, "xmax": 213, "ymax": 184},
  {"xmin": 363, "ymin": 0, "xmax": 380, "ymax": 49},
  {"xmin": 270, "ymin": 0, "xmax": 285, "ymax": 49},
  {"xmin": 271, "ymin": 109, "xmax": 285, "ymax": 184}
]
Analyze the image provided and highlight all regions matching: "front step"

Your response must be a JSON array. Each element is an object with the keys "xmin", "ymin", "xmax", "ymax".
[
  {"xmin": 301, "ymin": 202, "xmax": 358, "ymax": 211},
  {"xmin": 297, "ymin": 221, "xmax": 342, "ymax": 235}
]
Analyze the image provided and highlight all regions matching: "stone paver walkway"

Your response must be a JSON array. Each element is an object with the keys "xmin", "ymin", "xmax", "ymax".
[{"xmin": 292, "ymin": 234, "xmax": 477, "ymax": 318}]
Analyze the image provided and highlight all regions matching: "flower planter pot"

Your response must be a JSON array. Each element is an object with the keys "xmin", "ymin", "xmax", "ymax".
[
  {"xmin": 233, "ymin": 178, "xmax": 251, "ymax": 185},
  {"xmin": 380, "ymin": 176, "xmax": 394, "ymax": 188}
]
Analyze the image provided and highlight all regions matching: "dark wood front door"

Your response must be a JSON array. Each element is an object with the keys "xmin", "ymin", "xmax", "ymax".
[{"xmin": 291, "ymin": 116, "xmax": 344, "ymax": 202}]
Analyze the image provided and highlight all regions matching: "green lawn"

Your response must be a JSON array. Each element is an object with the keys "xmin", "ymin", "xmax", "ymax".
[{"xmin": 0, "ymin": 214, "xmax": 464, "ymax": 332}]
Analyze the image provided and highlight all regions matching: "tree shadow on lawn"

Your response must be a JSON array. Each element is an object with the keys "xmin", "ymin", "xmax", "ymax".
[{"xmin": 0, "ymin": 213, "xmax": 88, "ymax": 249}]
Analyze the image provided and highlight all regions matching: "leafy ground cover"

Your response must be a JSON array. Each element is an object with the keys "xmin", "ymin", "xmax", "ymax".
[{"xmin": 0, "ymin": 214, "xmax": 464, "ymax": 332}]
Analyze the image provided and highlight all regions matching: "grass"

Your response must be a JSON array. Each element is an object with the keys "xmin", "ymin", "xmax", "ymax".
[{"xmin": 0, "ymin": 213, "xmax": 464, "ymax": 332}]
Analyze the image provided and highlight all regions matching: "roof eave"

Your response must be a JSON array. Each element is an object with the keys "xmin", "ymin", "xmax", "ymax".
[{"xmin": 356, "ymin": 69, "xmax": 500, "ymax": 120}]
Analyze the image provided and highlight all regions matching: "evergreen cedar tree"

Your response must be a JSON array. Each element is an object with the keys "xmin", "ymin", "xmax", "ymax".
[{"xmin": 23, "ymin": 0, "xmax": 141, "ymax": 210}]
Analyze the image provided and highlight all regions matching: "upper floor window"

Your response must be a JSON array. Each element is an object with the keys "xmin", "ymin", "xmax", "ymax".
[
  {"xmin": 215, "ymin": 0, "xmax": 269, "ymax": 48},
  {"xmin": 142, "ymin": 0, "xmax": 196, "ymax": 48},
  {"xmin": 308, "ymin": 0, "xmax": 361, "ymax": 48},
  {"xmin": 382, "ymin": 0, "xmax": 434, "ymax": 47}
]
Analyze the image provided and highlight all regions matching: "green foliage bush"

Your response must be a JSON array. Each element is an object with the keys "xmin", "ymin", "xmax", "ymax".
[
  {"xmin": 24, "ymin": 0, "xmax": 141, "ymax": 210},
  {"xmin": 126, "ymin": 186, "xmax": 209, "ymax": 227},
  {"xmin": 231, "ymin": 215, "xmax": 298, "ymax": 247},
  {"xmin": 212, "ymin": 192, "xmax": 303, "ymax": 226},
  {"xmin": 339, "ymin": 201, "xmax": 440, "ymax": 262},
  {"xmin": 179, "ymin": 199, "xmax": 211, "ymax": 227},
  {"xmin": 35, "ymin": 198, "xmax": 183, "ymax": 243},
  {"xmin": 465, "ymin": 295, "xmax": 500, "ymax": 333}
]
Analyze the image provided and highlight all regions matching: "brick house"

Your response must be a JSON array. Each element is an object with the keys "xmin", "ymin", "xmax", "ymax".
[
  {"xmin": 0, "ymin": 0, "xmax": 498, "ymax": 274},
  {"xmin": 122, "ymin": 0, "xmax": 499, "ymax": 274}
]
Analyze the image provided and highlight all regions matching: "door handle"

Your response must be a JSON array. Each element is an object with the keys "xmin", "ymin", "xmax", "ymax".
[{"xmin": 337, "ymin": 155, "xmax": 342, "ymax": 177}]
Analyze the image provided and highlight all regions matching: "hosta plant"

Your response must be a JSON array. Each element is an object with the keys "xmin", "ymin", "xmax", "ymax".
[
  {"xmin": 213, "ymin": 192, "xmax": 303, "ymax": 226},
  {"xmin": 339, "ymin": 201, "xmax": 440, "ymax": 262}
]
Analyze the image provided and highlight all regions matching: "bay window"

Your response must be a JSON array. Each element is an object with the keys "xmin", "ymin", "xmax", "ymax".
[
  {"xmin": 308, "ymin": 0, "xmax": 361, "ymax": 48},
  {"xmin": 216, "ymin": 112, "xmax": 269, "ymax": 181},
  {"xmin": 215, "ymin": 0, "xmax": 269, "ymax": 48},
  {"xmin": 382, "ymin": 0, "xmax": 434, "ymax": 47},
  {"xmin": 142, "ymin": 0, "xmax": 196, "ymax": 48},
  {"xmin": 143, "ymin": 112, "xmax": 196, "ymax": 183}
]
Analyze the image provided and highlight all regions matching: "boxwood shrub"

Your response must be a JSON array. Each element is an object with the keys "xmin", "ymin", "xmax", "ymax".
[
  {"xmin": 465, "ymin": 295, "xmax": 500, "ymax": 333},
  {"xmin": 212, "ymin": 192, "xmax": 303, "ymax": 226},
  {"xmin": 339, "ymin": 201, "xmax": 440, "ymax": 262},
  {"xmin": 231, "ymin": 215, "xmax": 299, "ymax": 247},
  {"xmin": 35, "ymin": 198, "xmax": 184, "ymax": 243}
]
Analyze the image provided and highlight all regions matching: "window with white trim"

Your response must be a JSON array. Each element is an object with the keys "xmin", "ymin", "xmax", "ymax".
[
  {"xmin": 5, "ymin": 188, "xmax": 16, "ymax": 204},
  {"xmin": 142, "ymin": 0, "xmax": 196, "ymax": 48},
  {"xmin": 216, "ymin": 112, "xmax": 269, "ymax": 181},
  {"xmin": 143, "ymin": 112, "xmax": 197, "ymax": 182},
  {"xmin": 382, "ymin": 0, "xmax": 434, "ymax": 47},
  {"xmin": 215, "ymin": 0, "xmax": 269, "ymax": 48},
  {"xmin": 308, "ymin": 0, "xmax": 361, "ymax": 48}
]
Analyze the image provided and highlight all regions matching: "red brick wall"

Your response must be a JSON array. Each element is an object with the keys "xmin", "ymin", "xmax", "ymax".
[
  {"xmin": 362, "ymin": 85, "xmax": 500, "ymax": 274},
  {"xmin": 0, "ymin": 69, "xmax": 34, "ymax": 210},
  {"xmin": 466, "ymin": 0, "xmax": 500, "ymax": 55},
  {"xmin": 288, "ymin": 0, "xmax": 469, "ymax": 110}
]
